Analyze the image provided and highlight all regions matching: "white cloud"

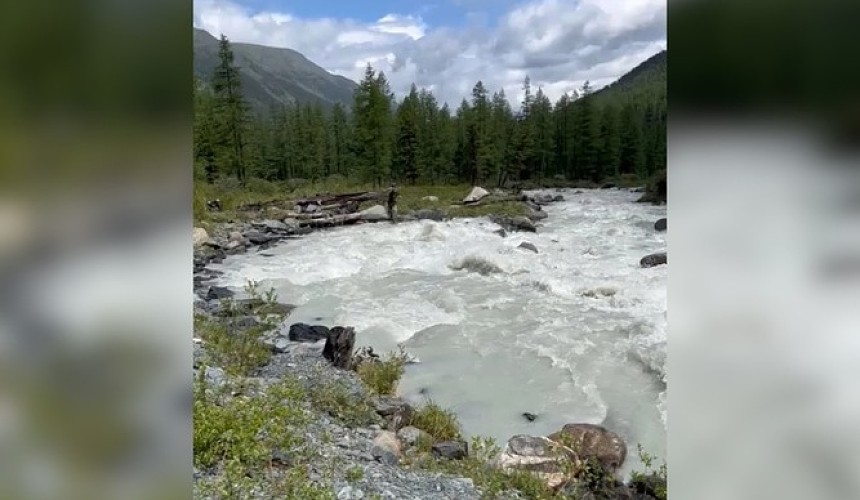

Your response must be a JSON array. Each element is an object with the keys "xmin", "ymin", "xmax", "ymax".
[{"xmin": 193, "ymin": 0, "xmax": 666, "ymax": 107}]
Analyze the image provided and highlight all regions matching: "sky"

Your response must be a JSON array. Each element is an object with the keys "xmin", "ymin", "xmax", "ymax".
[{"xmin": 193, "ymin": 0, "xmax": 666, "ymax": 108}]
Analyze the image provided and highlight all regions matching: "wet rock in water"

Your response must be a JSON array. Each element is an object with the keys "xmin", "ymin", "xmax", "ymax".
[
  {"xmin": 600, "ymin": 182, "xmax": 617, "ymax": 189},
  {"xmin": 518, "ymin": 242, "xmax": 539, "ymax": 254},
  {"xmin": 205, "ymin": 286, "xmax": 234, "ymax": 301},
  {"xmin": 243, "ymin": 230, "xmax": 271, "ymax": 245},
  {"xmin": 372, "ymin": 431, "xmax": 402, "ymax": 465},
  {"xmin": 288, "ymin": 323, "xmax": 330, "ymax": 343},
  {"xmin": 527, "ymin": 209, "xmax": 549, "ymax": 221},
  {"xmin": 522, "ymin": 412, "xmax": 538, "ymax": 422},
  {"xmin": 323, "ymin": 326, "xmax": 356, "ymax": 369},
  {"xmin": 553, "ymin": 195, "xmax": 565, "ymax": 202},
  {"xmin": 397, "ymin": 426, "xmax": 431, "ymax": 448},
  {"xmin": 193, "ymin": 227, "xmax": 209, "ymax": 248},
  {"xmin": 495, "ymin": 435, "xmax": 574, "ymax": 489},
  {"xmin": 640, "ymin": 252, "xmax": 667, "ymax": 268},
  {"xmin": 432, "ymin": 440, "xmax": 468, "ymax": 460},
  {"xmin": 360, "ymin": 204, "xmax": 389, "ymax": 221},
  {"xmin": 463, "ymin": 186, "xmax": 490, "ymax": 204},
  {"xmin": 547, "ymin": 423, "xmax": 627, "ymax": 472},
  {"xmin": 493, "ymin": 228, "xmax": 507, "ymax": 238},
  {"xmin": 225, "ymin": 240, "xmax": 245, "ymax": 254},
  {"xmin": 533, "ymin": 193, "xmax": 555, "ymax": 205},
  {"xmin": 451, "ymin": 256, "xmax": 503, "ymax": 275},
  {"xmin": 413, "ymin": 209, "xmax": 445, "ymax": 221},
  {"xmin": 654, "ymin": 218, "xmax": 667, "ymax": 231},
  {"xmin": 491, "ymin": 215, "xmax": 537, "ymax": 233}
]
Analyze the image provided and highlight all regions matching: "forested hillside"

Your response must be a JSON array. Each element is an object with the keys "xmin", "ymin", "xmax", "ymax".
[{"xmin": 193, "ymin": 35, "xmax": 666, "ymax": 188}]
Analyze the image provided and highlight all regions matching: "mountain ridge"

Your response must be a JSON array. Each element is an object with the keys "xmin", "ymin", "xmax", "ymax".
[{"xmin": 193, "ymin": 28, "xmax": 357, "ymax": 112}]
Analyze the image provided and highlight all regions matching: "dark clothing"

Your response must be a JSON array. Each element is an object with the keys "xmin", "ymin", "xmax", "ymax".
[{"xmin": 387, "ymin": 189, "xmax": 398, "ymax": 222}]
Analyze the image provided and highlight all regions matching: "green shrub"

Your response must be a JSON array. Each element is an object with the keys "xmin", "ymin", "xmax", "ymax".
[
  {"xmin": 307, "ymin": 378, "xmax": 378, "ymax": 428},
  {"xmin": 195, "ymin": 281, "xmax": 288, "ymax": 376},
  {"xmin": 629, "ymin": 444, "xmax": 667, "ymax": 500},
  {"xmin": 356, "ymin": 348, "xmax": 407, "ymax": 395},
  {"xmin": 193, "ymin": 376, "xmax": 307, "ymax": 470},
  {"xmin": 411, "ymin": 400, "xmax": 461, "ymax": 441}
]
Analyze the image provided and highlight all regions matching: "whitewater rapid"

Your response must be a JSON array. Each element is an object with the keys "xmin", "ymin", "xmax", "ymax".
[{"xmin": 209, "ymin": 188, "xmax": 667, "ymax": 475}]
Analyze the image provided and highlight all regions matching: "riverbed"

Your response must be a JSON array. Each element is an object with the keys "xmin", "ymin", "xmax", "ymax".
[{"xmin": 209, "ymin": 188, "xmax": 667, "ymax": 475}]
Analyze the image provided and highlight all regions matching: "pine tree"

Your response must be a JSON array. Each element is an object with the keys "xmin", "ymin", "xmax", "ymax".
[
  {"xmin": 469, "ymin": 81, "xmax": 492, "ymax": 185},
  {"xmin": 573, "ymin": 81, "xmax": 599, "ymax": 182},
  {"xmin": 619, "ymin": 103, "xmax": 646, "ymax": 177},
  {"xmin": 193, "ymin": 77, "xmax": 218, "ymax": 182},
  {"xmin": 597, "ymin": 103, "xmax": 621, "ymax": 179},
  {"xmin": 211, "ymin": 35, "xmax": 250, "ymax": 184},
  {"xmin": 394, "ymin": 85, "xmax": 420, "ymax": 184}
]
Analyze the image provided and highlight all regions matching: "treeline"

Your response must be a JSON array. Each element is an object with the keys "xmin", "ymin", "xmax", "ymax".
[{"xmin": 194, "ymin": 35, "xmax": 666, "ymax": 188}]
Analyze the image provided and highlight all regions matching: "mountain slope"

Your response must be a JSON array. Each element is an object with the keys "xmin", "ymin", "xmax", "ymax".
[
  {"xmin": 193, "ymin": 28, "xmax": 357, "ymax": 112},
  {"xmin": 592, "ymin": 50, "xmax": 666, "ymax": 103}
]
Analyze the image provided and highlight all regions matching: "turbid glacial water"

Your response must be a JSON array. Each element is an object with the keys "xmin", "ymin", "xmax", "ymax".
[{"xmin": 209, "ymin": 188, "xmax": 666, "ymax": 475}]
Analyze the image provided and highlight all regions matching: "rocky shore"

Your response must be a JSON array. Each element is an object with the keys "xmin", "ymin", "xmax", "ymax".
[{"xmin": 192, "ymin": 185, "xmax": 667, "ymax": 499}]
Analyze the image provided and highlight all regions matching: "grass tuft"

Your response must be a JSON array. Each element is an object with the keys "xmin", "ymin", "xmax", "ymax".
[
  {"xmin": 410, "ymin": 400, "xmax": 462, "ymax": 442},
  {"xmin": 356, "ymin": 347, "xmax": 408, "ymax": 395}
]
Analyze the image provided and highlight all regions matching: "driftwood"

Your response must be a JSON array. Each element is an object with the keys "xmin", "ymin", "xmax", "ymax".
[
  {"xmin": 300, "ymin": 213, "xmax": 362, "ymax": 228},
  {"xmin": 323, "ymin": 326, "xmax": 356, "ymax": 369},
  {"xmin": 238, "ymin": 192, "xmax": 379, "ymax": 214}
]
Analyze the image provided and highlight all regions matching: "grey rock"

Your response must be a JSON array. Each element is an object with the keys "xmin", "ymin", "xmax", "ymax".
[
  {"xmin": 654, "ymin": 218, "xmax": 667, "ymax": 231},
  {"xmin": 204, "ymin": 366, "xmax": 226, "ymax": 388},
  {"xmin": 243, "ymin": 230, "xmax": 271, "ymax": 245},
  {"xmin": 432, "ymin": 440, "xmax": 468, "ymax": 460},
  {"xmin": 548, "ymin": 423, "xmax": 627, "ymax": 472},
  {"xmin": 323, "ymin": 326, "xmax": 356, "ymax": 369},
  {"xmin": 553, "ymin": 195, "xmax": 565, "ymax": 202},
  {"xmin": 493, "ymin": 228, "xmax": 507, "ymax": 238},
  {"xmin": 360, "ymin": 205, "xmax": 389, "ymax": 221},
  {"xmin": 205, "ymin": 286, "xmax": 234, "ymax": 300},
  {"xmin": 640, "ymin": 252, "xmax": 667, "ymax": 268},
  {"xmin": 397, "ymin": 426, "xmax": 430, "ymax": 447},
  {"xmin": 518, "ymin": 242, "xmax": 539, "ymax": 254},
  {"xmin": 491, "ymin": 216, "xmax": 536, "ymax": 233},
  {"xmin": 288, "ymin": 323, "xmax": 330, "ymax": 343}
]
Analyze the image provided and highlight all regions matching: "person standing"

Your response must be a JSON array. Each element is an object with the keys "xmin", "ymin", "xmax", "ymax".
[{"xmin": 387, "ymin": 183, "xmax": 398, "ymax": 223}]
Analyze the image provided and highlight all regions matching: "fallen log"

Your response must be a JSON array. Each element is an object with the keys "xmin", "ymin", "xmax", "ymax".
[{"xmin": 300, "ymin": 213, "xmax": 362, "ymax": 228}]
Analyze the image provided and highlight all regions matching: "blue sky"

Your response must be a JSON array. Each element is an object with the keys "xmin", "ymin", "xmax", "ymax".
[
  {"xmin": 194, "ymin": 0, "xmax": 666, "ymax": 107},
  {"xmin": 232, "ymin": 0, "xmax": 517, "ymax": 27}
]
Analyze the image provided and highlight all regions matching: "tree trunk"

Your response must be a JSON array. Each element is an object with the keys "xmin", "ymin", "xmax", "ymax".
[{"xmin": 323, "ymin": 326, "xmax": 356, "ymax": 369}]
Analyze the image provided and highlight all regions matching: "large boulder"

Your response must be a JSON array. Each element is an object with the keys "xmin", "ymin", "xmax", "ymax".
[
  {"xmin": 371, "ymin": 430, "xmax": 402, "ymax": 465},
  {"xmin": 547, "ymin": 423, "xmax": 627, "ymax": 472},
  {"xmin": 397, "ymin": 426, "xmax": 431, "ymax": 448},
  {"xmin": 193, "ymin": 227, "xmax": 209, "ymax": 248},
  {"xmin": 491, "ymin": 216, "xmax": 536, "ymax": 233},
  {"xmin": 288, "ymin": 323, "xmax": 330, "ymax": 343},
  {"xmin": 495, "ymin": 435, "xmax": 578, "ymax": 490},
  {"xmin": 463, "ymin": 186, "xmax": 490, "ymax": 204},
  {"xmin": 640, "ymin": 252, "xmax": 667, "ymax": 268},
  {"xmin": 654, "ymin": 218, "xmax": 667, "ymax": 232},
  {"xmin": 360, "ymin": 204, "xmax": 389, "ymax": 221}
]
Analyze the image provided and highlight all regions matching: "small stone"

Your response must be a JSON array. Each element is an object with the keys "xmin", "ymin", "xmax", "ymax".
[
  {"xmin": 522, "ymin": 412, "xmax": 538, "ymax": 422},
  {"xmin": 205, "ymin": 286, "xmax": 234, "ymax": 300},
  {"xmin": 654, "ymin": 218, "xmax": 667, "ymax": 231}
]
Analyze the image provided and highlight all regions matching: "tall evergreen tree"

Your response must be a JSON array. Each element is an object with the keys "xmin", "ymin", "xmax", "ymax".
[
  {"xmin": 573, "ymin": 81, "xmax": 599, "ymax": 182},
  {"xmin": 394, "ymin": 85, "xmax": 420, "ymax": 184},
  {"xmin": 211, "ymin": 35, "xmax": 250, "ymax": 184}
]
